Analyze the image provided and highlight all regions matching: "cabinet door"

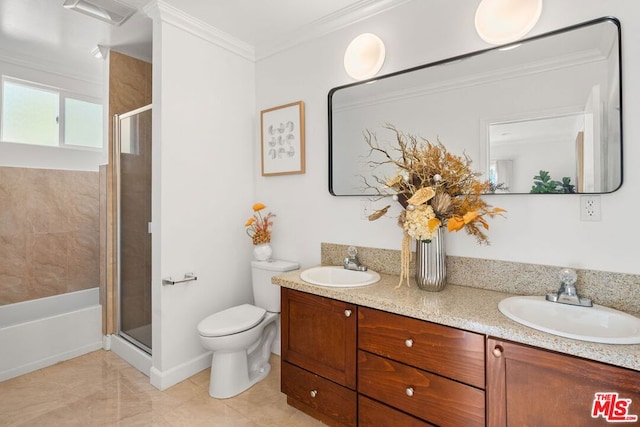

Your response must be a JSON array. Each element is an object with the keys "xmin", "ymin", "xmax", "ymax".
[
  {"xmin": 487, "ymin": 337, "xmax": 640, "ymax": 427},
  {"xmin": 281, "ymin": 288, "xmax": 357, "ymax": 389}
]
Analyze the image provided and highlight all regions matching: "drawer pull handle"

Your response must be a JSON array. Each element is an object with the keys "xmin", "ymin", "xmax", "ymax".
[
  {"xmin": 405, "ymin": 387, "xmax": 414, "ymax": 397},
  {"xmin": 405, "ymin": 339, "xmax": 414, "ymax": 348},
  {"xmin": 493, "ymin": 345, "xmax": 504, "ymax": 358},
  {"xmin": 344, "ymin": 309, "xmax": 352, "ymax": 317},
  {"xmin": 310, "ymin": 390, "xmax": 318, "ymax": 398}
]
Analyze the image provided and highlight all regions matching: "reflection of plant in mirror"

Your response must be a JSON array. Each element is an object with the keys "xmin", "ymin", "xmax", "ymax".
[
  {"xmin": 530, "ymin": 170, "xmax": 576, "ymax": 194},
  {"xmin": 487, "ymin": 182, "xmax": 509, "ymax": 193}
]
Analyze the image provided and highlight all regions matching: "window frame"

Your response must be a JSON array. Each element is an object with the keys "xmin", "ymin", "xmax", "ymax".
[{"xmin": 1, "ymin": 75, "xmax": 104, "ymax": 151}]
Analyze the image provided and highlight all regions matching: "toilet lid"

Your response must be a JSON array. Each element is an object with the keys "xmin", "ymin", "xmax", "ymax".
[{"xmin": 198, "ymin": 304, "xmax": 266, "ymax": 337}]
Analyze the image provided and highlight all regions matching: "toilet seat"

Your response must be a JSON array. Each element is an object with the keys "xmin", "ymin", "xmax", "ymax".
[{"xmin": 198, "ymin": 304, "xmax": 266, "ymax": 337}]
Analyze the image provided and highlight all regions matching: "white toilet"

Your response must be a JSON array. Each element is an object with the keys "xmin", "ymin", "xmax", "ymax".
[{"xmin": 197, "ymin": 259, "xmax": 298, "ymax": 399}]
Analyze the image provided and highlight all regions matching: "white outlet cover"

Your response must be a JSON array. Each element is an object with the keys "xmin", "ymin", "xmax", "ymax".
[{"xmin": 580, "ymin": 195, "xmax": 601, "ymax": 221}]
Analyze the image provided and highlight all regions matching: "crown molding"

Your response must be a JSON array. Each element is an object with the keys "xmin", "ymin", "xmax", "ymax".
[
  {"xmin": 145, "ymin": 0, "xmax": 255, "ymax": 61},
  {"xmin": 256, "ymin": 0, "xmax": 412, "ymax": 61},
  {"xmin": 0, "ymin": 48, "xmax": 102, "ymax": 86}
]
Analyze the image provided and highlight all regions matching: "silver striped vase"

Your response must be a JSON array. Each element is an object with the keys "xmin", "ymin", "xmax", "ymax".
[{"xmin": 415, "ymin": 227, "xmax": 447, "ymax": 291}]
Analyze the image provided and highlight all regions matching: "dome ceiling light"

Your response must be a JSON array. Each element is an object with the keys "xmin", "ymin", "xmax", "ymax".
[
  {"xmin": 475, "ymin": 0, "xmax": 543, "ymax": 45},
  {"xmin": 344, "ymin": 33, "xmax": 386, "ymax": 81}
]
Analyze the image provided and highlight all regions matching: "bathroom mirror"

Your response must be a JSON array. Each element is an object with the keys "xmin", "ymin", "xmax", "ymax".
[{"xmin": 329, "ymin": 17, "xmax": 622, "ymax": 195}]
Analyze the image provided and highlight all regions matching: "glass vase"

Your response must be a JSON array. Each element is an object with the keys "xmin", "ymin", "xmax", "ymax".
[
  {"xmin": 415, "ymin": 227, "xmax": 447, "ymax": 291},
  {"xmin": 253, "ymin": 243, "xmax": 272, "ymax": 261}
]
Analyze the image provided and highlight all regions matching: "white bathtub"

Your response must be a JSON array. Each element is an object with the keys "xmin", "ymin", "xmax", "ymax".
[{"xmin": 0, "ymin": 288, "xmax": 102, "ymax": 382}]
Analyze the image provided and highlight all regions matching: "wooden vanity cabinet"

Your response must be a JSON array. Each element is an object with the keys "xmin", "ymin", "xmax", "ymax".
[
  {"xmin": 358, "ymin": 307, "xmax": 486, "ymax": 427},
  {"xmin": 280, "ymin": 288, "xmax": 357, "ymax": 426},
  {"xmin": 487, "ymin": 337, "xmax": 640, "ymax": 426}
]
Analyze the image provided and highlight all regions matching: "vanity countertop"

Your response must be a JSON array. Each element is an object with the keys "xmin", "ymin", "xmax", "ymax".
[{"xmin": 273, "ymin": 269, "xmax": 640, "ymax": 372}]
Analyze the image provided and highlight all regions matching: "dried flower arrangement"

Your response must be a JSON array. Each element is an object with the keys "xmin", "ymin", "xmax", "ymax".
[
  {"xmin": 245, "ymin": 203, "xmax": 275, "ymax": 245},
  {"xmin": 363, "ymin": 125, "xmax": 506, "ymax": 286}
]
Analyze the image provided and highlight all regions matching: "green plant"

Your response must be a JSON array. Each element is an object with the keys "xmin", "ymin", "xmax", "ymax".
[{"xmin": 530, "ymin": 170, "xmax": 576, "ymax": 194}]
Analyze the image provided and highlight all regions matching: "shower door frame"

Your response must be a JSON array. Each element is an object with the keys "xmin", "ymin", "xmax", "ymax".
[{"xmin": 113, "ymin": 103, "xmax": 153, "ymax": 355}]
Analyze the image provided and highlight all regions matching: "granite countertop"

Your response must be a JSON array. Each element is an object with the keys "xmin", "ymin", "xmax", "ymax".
[{"xmin": 273, "ymin": 269, "xmax": 640, "ymax": 372}]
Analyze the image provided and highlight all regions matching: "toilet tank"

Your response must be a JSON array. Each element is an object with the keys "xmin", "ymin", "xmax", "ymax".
[{"xmin": 251, "ymin": 260, "xmax": 299, "ymax": 312}]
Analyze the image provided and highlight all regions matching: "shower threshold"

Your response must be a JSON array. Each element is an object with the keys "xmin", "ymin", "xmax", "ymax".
[{"xmin": 120, "ymin": 323, "xmax": 151, "ymax": 355}]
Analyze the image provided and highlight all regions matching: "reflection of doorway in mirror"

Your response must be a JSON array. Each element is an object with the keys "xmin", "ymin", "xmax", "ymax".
[
  {"xmin": 581, "ymin": 85, "xmax": 602, "ymax": 193},
  {"xmin": 489, "ymin": 160, "xmax": 513, "ymax": 193},
  {"xmin": 487, "ymin": 113, "xmax": 584, "ymax": 193}
]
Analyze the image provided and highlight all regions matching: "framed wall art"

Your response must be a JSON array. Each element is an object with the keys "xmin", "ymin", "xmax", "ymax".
[{"xmin": 260, "ymin": 101, "xmax": 305, "ymax": 176}]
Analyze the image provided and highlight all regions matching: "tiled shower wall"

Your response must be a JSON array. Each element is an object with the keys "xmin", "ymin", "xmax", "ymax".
[{"xmin": 0, "ymin": 167, "xmax": 99, "ymax": 305}]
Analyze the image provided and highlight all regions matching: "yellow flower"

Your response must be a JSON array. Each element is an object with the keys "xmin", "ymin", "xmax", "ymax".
[
  {"xmin": 245, "ymin": 203, "xmax": 275, "ymax": 244},
  {"xmin": 463, "ymin": 211, "xmax": 478, "ymax": 224},
  {"xmin": 428, "ymin": 218, "xmax": 441, "ymax": 231},
  {"xmin": 407, "ymin": 187, "xmax": 436, "ymax": 206},
  {"xmin": 447, "ymin": 216, "xmax": 465, "ymax": 232}
]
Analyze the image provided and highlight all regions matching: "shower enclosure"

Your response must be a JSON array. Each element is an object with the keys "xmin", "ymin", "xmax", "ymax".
[{"xmin": 114, "ymin": 104, "xmax": 152, "ymax": 354}]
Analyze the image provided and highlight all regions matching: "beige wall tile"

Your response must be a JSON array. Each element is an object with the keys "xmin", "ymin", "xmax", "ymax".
[{"xmin": 0, "ymin": 166, "xmax": 100, "ymax": 305}]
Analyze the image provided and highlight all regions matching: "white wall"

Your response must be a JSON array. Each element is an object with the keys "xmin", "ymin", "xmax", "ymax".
[
  {"xmin": 255, "ymin": 0, "xmax": 640, "ymax": 275},
  {"xmin": 149, "ymin": 8, "xmax": 256, "ymax": 389}
]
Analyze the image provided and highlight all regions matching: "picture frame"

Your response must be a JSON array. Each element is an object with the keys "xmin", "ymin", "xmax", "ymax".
[{"xmin": 260, "ymin": 101, "xmax": 305, "ymax": 176}]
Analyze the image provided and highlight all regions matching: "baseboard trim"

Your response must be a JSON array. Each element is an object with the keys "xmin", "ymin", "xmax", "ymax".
[{"xmin": 150, "ymin": 351, "xmax": 212, "ymax": 391}]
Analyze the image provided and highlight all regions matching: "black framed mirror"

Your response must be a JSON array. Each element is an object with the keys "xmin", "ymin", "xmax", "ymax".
[{"xmin": 329, "ymin": 17, "xmax": 622, "ymax": 196}]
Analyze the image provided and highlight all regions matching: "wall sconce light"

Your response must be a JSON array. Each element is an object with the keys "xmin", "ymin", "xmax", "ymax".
[
  {"xmin": 344, "ymin": 33, "xmax": 386, "ymax": 80},
  {"xmin": 475, "ymin": 0, "xmax": 542, "ymax": 45}
]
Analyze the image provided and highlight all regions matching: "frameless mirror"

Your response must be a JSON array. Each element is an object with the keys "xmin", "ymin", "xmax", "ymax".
[{"xmin": 329, "ymin": 17, "xmax": 622, "ymax": 195}]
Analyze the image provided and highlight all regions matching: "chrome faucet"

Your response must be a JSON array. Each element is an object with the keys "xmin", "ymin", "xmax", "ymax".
[
  {"xmin": 545, "ymin": 268, "xmax": 592, "ymax": 307},
  {"xmin": 344, "ymin": 246, "xmax": 368, "ymax": 271}
]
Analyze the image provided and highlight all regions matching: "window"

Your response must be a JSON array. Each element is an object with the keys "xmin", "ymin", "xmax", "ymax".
[
  {"xmin": 64, "ymin": 98, "xmax": 103, "ymax": 148},
  {"xmin": 1, "ymin": 77, "xmax": 103, "ymax": 149}
]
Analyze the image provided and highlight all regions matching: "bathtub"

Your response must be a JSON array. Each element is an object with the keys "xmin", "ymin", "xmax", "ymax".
[{"xmin": 0, "ymin": 288, "xmax": 102, "ymax": 382}]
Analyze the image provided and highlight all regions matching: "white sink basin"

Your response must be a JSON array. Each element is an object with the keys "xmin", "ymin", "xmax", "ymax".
[
  {"xmin": 300, "ymin": 266, "xmax": 381, "ymax": 288},
  {"xmin": 498, "ymin": 296, "xmax": 640, "ymax": 344}
]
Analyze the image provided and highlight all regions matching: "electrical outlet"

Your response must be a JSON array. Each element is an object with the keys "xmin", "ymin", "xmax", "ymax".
[{"xmin": 580, "ymin": 195, "xmax": 601, "ymax": 221}]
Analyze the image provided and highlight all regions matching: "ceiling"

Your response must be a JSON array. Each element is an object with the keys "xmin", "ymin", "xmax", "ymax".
[{"xmin": 0, "ymin": 0, "xmax": 405, "ymax": 82}]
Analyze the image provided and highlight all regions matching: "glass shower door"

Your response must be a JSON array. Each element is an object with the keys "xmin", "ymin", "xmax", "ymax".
[{"xmin": 114, "ymin": 104, "xmax": 152, "ymax": 353}]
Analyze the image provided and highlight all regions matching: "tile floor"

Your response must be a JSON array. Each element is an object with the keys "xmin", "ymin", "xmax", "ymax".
[{"xmin": 0, "ymin": 351, "xmax": 324, "ymax": 426}]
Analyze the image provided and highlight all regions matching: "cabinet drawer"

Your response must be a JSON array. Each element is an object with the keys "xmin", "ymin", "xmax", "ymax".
[
  {"xmin": 359, "ymin": 395, "xmax": 434, "ymax": 427},
  {"xmin": 281, "ymin": 361, "xmax": 357, "ymax": 427},
  {"xmin": 358, "ymin": 351, "xmax": 485, "ymax": 427},
  {"xmin": 358, "ymin": 307, "xmax": 485, "ymax": 388}
]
